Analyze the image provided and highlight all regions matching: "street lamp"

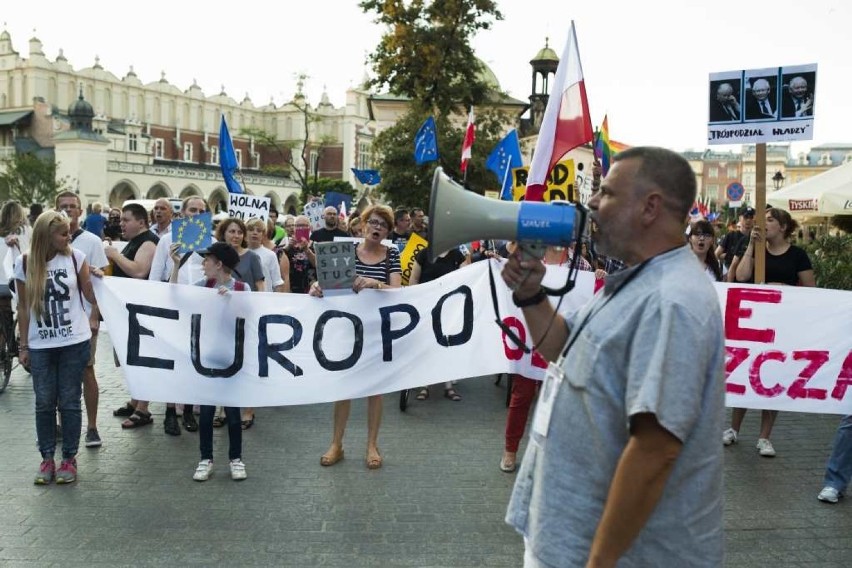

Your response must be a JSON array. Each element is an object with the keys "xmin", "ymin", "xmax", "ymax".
[{"xmin": 772, "ymin": 171, "xmax": 785, "ymax": 190}]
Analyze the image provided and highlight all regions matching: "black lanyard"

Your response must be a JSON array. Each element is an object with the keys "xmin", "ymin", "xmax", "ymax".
[{"xmin": 558, "ymin": 257, "xmax": 652, "ymax": 360}]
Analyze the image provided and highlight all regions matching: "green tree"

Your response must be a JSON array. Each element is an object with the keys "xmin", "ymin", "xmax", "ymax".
[
  {"xmin": 0, "ymin": 152, "xmax": 71, "ymax": 206},
  {"xmin": 803, "ymin": 234, "xmax": 852, "ymax": 290},
  {"xmin": 360, "ymin": 0, "xmax": 502, "ymax": 115},
  {"xmin": 372, "ymin": 107, "xmax": 515, "ymax": 210}
]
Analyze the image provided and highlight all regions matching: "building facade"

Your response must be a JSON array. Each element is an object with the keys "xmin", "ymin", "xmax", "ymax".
[{"xmin": 0, "ymin": 30, "xmax": 378, "ymax": 214}]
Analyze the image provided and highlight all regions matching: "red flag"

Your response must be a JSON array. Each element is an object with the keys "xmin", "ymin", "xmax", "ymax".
[
  {"xmin": 460, "ymin": 107, "xmax": 475, "ymax": 173},
  {"xmin": 525, "ymin": 21, "xmax": 593, "ymax": 201}
]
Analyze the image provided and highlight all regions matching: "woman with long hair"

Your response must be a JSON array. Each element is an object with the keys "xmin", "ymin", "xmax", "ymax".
[
  {"xmin": 310, "ymin": 204, "xmax": 401, "ymax": 469},
  {"xmin": 725, "ymin": 207, "xmax": 815, "ymax": 457},
  {"xmin": 688, "ymin": 219, "xmax": 722, "ymax": 282},
  {"xmin": 14, "ymin": 211, "xmax": 100, "ymax": 484}
]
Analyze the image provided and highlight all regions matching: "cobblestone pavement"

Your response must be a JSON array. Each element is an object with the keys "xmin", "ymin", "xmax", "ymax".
[{"xmin": 0, "ymin": 332, "xmax": 850, "ymax": 567}]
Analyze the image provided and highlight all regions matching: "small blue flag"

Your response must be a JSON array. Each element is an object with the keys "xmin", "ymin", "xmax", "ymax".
[
  {"xmin": 414, "ymin": 116, "xmax": 439, "ymax": 165},
  {"xmin": 485, "ymin": 129, "xmax": 523, "ymax": 200},
  {"xmin": 172, "ymin": 212, "xmax": 213, "ymax": 254},
  {"xmin": 219, "ymin": 116, "xmax": 244, "ymax": 194},
  {"xmin": 351, "ymin": 168, "xmax": 382, "ymax": 186}
]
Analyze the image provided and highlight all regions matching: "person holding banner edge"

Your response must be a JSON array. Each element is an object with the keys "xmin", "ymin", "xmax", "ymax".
[
  {"xmin": 723, "ymin": 207, "xmax": 814, "ymax": 457},
  {"xmin": 501, "ymin": 147, "xmax": 725, "ymax": 567},
  {"xmin": 310, "ymin": 204, "xmax": 401, "ymax": 470}
]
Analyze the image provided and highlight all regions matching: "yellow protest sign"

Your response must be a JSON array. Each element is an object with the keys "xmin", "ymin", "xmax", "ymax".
[
  {"xmin": 399, "ymin": 232, "xmax": 428, "ymax": 286},
  {"xmin": 510, "ymin": 159, "xmax": 576, "ymax": 202}
]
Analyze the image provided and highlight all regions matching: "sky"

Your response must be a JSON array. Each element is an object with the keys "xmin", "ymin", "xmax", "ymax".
[{"xmin": 3, "ymin": 0, "xmax": 850, "ymax": 155}]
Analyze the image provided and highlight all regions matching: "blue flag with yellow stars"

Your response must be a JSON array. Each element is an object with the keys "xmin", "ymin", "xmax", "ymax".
[
  {"xmin": 173, "ymin": 212, "xmax": 213, "ymax": 254},
  {"xmin": 351, "ymin": 168, "xmax": 382, "ymax": 185},
  {"xmin": 485, "ymin": 129, "xmax": 523, "ymax": 200},
  {"xmin": 414, "ymin": 116, "xmax": 439, "ymax": 165}
]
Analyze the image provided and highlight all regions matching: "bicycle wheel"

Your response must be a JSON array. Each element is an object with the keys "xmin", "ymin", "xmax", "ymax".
[{"xmin": 399, "ymin": 389, "xmax": 410, "ymax": 412}]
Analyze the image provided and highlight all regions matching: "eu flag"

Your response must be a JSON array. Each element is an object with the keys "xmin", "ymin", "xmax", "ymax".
[
  {"xmin": 414, "ymin": 116, "xmax": 439, "ymax": 165},
  {"xmin": 485, "ymin": 130, "xmax": 523, "ymax": 200},
  {"xmin": 219, "ymin": 116, "xmax": 244, "ymax": 194},
  {"xmin": 173, "ymin": 212, "xmax": 213, "ymax": 254},
  {"xmin": 351, "ymin": 168, "xmax": 382, "ymax": 186}
]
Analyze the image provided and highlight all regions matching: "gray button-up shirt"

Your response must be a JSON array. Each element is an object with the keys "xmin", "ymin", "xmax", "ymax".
[{"xmin": 506, "ymin": 246, "xmax": 725, "ymax": 567}]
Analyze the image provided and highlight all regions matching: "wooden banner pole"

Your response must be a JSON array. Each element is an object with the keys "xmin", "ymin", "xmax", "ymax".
[{"xmin": 754, "ymin": 143, "xmax": 767, "ymax": 284}]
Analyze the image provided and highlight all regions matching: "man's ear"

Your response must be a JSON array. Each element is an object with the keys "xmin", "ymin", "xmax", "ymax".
[{"xmin": 641, "ymin": 191, "xmax": 665, "ymax": 225}]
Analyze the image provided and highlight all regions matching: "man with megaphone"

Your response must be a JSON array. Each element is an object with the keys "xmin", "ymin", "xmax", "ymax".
[{"xmin": 501, "ymin": 147, "xmax": 725, "ymax": 567}]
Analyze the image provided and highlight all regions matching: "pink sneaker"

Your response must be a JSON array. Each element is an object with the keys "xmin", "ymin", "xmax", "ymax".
[
  {"xmin": 55, "ymin": 458, "xmax": 77, "ymax": 484},
  {"xmin": 34, "ymin": 459, "xmax": 55, "ymax": 485}
]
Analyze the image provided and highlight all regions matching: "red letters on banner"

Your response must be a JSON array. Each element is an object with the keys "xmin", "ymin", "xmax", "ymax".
[
  {"xmin": 501, "ymin": 317, "xmax": 548, "ymax": 370},
  {"xmin": 724, "ymin": 288, "xmax": 781, "ymax": 343},
  {"xmin": 725, "ymin": 347, "xmax": 850, "ymax": 401}
]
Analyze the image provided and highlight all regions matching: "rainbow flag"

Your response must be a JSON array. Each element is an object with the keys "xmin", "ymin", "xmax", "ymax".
[{"xmin": 594, "ymin": 115, "xmax": 612, "ymax": 177}]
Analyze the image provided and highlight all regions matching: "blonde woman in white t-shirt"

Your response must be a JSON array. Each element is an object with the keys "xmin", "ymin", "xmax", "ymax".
[{"xmin": 14, "ymin": 211, "xmax": 101, "ymax": 485}]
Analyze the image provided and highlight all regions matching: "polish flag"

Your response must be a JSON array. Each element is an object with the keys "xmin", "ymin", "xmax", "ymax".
[
  {"xmin": 525, "ymin": 21, "xmax": 593, "ymax": 201},
  {"xmin": 460, "ymin": 107, "xmax": 475, "ymax": 173}
]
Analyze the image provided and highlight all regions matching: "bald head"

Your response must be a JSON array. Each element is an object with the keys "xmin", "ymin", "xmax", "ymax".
[
  {"xmin": 153, "ymin": 198, "xmax": 173, "ymax": 227},
  {"xmin": 323, "ymin": 206, "xmax": 339, "ymax": 229}
]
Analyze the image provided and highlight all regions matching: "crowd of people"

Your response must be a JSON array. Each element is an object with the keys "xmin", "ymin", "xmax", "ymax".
[{"xmin": 2, "ymin": 150, "xmax": 849, "ymax": 565}]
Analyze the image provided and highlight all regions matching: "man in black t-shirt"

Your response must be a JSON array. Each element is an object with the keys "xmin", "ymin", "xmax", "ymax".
[
  {"xmin": 715, "ymin": 207, "xmax": 755, "ymax": 269},
  {"xmin": 389, "ymin": 208, "xmax": 411, "ymax": 251},
  {"xmin": 310, "ymin": 206, "xmax": 348, "ymax": 242}
]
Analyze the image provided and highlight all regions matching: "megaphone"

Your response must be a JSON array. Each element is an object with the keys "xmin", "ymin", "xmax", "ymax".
[{"xmin": 427, "ymin": 167, "xmax": 587, "ymax": 266}]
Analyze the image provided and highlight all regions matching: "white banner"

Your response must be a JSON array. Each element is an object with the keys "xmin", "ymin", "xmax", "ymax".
[
  {"xmin": 717, "ymin": 284, "xmax": 852, "ymax": 414},
  {"xmin": 93, "ymin": 261, "xmax": 852, "ymax": 414}
]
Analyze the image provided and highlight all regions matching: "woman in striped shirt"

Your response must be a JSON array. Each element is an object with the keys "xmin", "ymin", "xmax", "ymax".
[{"xmin": 309, "ymin": 204, "xmax": 401, "ymax": 469}]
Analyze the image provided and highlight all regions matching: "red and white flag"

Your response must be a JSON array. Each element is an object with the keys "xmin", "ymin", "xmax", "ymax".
[
  {"xmin": 525, "ymin": 21, "xmax": 593, "ymax": 201},
  {"xmin": 460, "ymin": 106, "xmax": 475, "ymax": 173}
]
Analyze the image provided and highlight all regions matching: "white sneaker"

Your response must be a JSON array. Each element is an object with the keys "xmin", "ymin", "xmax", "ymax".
[
  {"xmin": 193, "ymin": 459, "xmax": 213, "ymax": 481},
  {"xmin": 756, "ymin": 438, "xmax": 776, "ymax": 457},
  {"xmin": 722, "ymin": 428, "xmax": 738, "ymax": 446},
  {"xmin": 818, "ymin": 486, "xmax": 840, "ymax": 504},
  {"xmin": 229, "ymin": 459, "xmax": 247, "ymax": 481}
]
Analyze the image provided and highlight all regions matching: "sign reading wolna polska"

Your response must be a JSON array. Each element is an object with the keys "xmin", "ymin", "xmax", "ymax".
[
  {"xmin": 304, "ymin": 200, "xmax": 325, "ymax": 231},
  {"xmin": 708, "ymin": 63, "xmax": 817, "ymax": 145},
  {"xmin": 315, "ymin": 241, "xmax": 356, "ymax": 293},
  {"xmin": 511, "ymin": 159, "xmax": 576, "ymax": 202},
  {"xmin": 228, "ymin": 194, "xmax": 270, "ymax": 222}
]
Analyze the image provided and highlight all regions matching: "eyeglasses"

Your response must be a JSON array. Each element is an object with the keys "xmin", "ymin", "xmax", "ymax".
[
  {"xmin": 691, "ymin": 232, "xmax": 712, "ymax": 240},
  {"xmin": 367, "ymin": 219, "xmax": 389, "ymax": 229}
]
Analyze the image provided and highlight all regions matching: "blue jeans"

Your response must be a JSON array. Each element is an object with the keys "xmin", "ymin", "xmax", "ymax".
[
  {"xmin": 199, "ymin": 406, "xmax": 242, "ymax": 461},
  {"xmin": 30, "ymin": 340, "xmax": 90, "ymax": 460},
  {"xmin": 823, "ymin": 415, "xmax": 852, "ymax": 493}
]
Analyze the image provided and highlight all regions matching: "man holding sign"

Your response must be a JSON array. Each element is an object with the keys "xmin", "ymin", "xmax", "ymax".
[{"xmin": 502, "ymin": 147, "xmax": 724, "ymax": 567}]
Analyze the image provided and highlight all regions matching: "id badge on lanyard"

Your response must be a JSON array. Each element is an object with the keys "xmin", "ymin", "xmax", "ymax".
[{"xmin": 531, "ymin": 358, "xmax": 566, "ymax": 439}]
